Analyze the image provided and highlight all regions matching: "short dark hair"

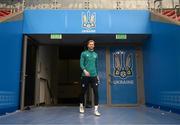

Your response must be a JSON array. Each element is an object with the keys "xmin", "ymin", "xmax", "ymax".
[
  {"xmin": 83, "ymin": 39, "xmax": 95, "ymax": 50},
  {"xmin": 87, "ymin": 39, "xmax": 95, "ymax": 45}
]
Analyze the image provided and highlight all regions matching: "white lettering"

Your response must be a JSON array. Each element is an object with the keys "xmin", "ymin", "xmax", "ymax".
[
  {"xmin": 112, "ymin": 80, "xmax": 134, "ymax": 85},
  {"xmin": 82, "ymin": 30, "xmax": 96, "ymax": 33}
]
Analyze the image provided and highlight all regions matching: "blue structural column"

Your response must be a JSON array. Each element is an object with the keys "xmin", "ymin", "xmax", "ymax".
[{"xmin": 0, "ymin": 21, "xmax": 23, "ymax": 115}]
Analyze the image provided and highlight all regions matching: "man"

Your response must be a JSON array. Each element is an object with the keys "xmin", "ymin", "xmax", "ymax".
[{"xmin": 79, "ymin": 39, "xmax": 101, "ymax": 116}]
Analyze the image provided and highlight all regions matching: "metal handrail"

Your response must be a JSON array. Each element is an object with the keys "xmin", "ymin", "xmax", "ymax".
[
  {"xmin": 154, "ymin": 0, "xmax": 162, "ymax": 12},
  {"xmin": 175, "ymin": 4, "xmax": 180, "ymax": 16},
  {"xmin": 175, "ymin": 4, "xmax": 180, "ymax": 9}
]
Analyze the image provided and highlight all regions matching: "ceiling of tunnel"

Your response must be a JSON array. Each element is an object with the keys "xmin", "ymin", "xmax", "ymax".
[{"xmin": 28, "ymin": 34, "xmax": 150, "ymax": 46}]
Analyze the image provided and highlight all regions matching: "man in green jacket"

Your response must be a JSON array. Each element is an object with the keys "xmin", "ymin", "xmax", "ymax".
[{"xmin": 79, "ymin": 39, "xmax": 101, "ymax": 116}]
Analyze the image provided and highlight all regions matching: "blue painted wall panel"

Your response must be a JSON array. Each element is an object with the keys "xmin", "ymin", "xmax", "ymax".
[
  {"xmin": 109, "ymin": 10, "xmax": 151, "ymax": 34},
  {"xmin": 23, "ymin": 10, "xmax": 151, "ymax": 34},
  {"xmin": 143, "ymin": 22, "xmax": 180, "ymax": 112},
  {"xmin": 23, "ymin": 10, "xmax": 67, "ymax": 33},
  {"xmin": 96, "ymin": 48, "xmax": 107, "ymax": 104},
  {"xmin": 110, "ymin": 47, "xmax": 137, "ymax": 104},
  {"xmin": 0, "ymin": 21, "xmax": 23, "ymax": 115}
]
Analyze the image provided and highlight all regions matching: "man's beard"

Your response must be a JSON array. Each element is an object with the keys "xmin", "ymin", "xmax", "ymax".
[{"xmin": 88, "ymin": 48, "xmax": 94, "ymax": 51}]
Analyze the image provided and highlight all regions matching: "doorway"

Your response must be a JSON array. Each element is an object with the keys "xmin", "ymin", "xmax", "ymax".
[
  {"xmin": 20, "ymin": 34, "xmax": 146, "ymax": 109},
  {"xmin": 20, "ymin": 36, "xmax": 37, "ymax": 109},
  {"xmin": 106, "ymin": 46, "xmax": 145, "ymax": 106},
  {"xmin": 57, "ymin": 46, "xmax": 83, "ymax": 105}
]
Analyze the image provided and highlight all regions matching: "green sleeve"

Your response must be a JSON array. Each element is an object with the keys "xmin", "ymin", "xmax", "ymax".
[
  {"xmin": 80, "ymin": 52, "xmax": 85, "ymax": 70},
  {"xmin": 96, "ymin": 54, "xmax": 98, "ymax": 75}
]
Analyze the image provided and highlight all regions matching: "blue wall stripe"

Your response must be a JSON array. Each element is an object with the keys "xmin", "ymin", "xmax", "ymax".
[{"xmin": 23, "ymin": 10, "xmax": 151, "ymax": 34}]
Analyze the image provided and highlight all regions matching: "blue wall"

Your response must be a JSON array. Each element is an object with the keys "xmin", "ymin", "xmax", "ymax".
[
  {"xmin": 96, "ymin": 48, "xmax": 107, "ymax": 104},
  {"xmin": 0, "ymin": 21, "xmax": 23, "ymax": 115},
  {"xmin": 143, "ymin": 21, "xmax": 180, "ymax": 113},
  {"xmin": 23, "ymin": 10, "xmax": 151, "ymax": 34}
]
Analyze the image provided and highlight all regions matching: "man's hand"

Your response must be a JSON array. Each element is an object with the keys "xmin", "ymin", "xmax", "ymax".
[
  {"xmin": 83, "ymin": 69, "xmax": 90, "ymax": 77},
  {"xmin": 97, "ymin": 76, "xmax": 100, "ymax": 83}
]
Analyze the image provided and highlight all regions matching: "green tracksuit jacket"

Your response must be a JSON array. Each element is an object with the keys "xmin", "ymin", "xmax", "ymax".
[{"xmin": 80, "ymin": 50, "xmax": 98, "ymax": 77}]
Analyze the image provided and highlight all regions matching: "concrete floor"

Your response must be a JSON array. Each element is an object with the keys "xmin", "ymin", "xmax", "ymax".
[{"xmin": 0, "ymin": 106, "xmax": 180, "ymax": 125}]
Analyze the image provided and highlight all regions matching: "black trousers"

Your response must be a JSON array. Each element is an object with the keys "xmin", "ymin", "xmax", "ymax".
[{"xmin": 79, "ymin": 76, "xmax": 99, "ymax": 105}]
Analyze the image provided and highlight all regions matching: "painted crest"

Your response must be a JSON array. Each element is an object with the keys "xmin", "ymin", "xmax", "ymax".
[
  {"xmin": 82, "ymin": 11, "xmax": 96, "ymax": 33},
  {"xmin": 113, "ymin": 50, "xmax": 133, "ymax": 79}
]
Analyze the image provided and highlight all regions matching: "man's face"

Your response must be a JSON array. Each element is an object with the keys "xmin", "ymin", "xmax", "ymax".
[{"xmin": 87, "ymin": 41, "xmax": 95, "ymax": 50}]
